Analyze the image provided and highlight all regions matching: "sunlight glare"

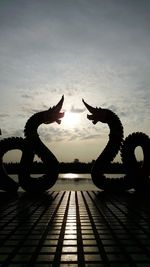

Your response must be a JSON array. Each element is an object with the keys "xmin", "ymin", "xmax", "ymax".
[
  {"xmin": 61, "ymin": 173, "xmax": 79, "ymax": 179},
  {"xmin": 63, "ymin": 111, "xmax": 80, "ymax": 128}
]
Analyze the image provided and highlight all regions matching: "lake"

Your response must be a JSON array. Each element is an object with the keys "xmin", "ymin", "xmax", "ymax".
[{"xmin": 5, "ymin": 173, "xmax": 125, "ymax": 191}]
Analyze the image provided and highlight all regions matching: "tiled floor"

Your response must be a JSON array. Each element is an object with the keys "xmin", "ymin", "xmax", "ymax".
[{"xmin": 0, "ymin": 191, "xmax": 150, "ymax": 266}]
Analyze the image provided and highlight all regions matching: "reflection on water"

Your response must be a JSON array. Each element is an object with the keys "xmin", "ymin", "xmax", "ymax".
[
  {"xmin": 4, "ymin": 173, "xmax": 126, "ymax": 191},
  {"xmin": 60, "ymin": 173, "xmax": 80, "ymax": 179},
  {"xmin": 59, "ymin": 173, "xmax": 125, "ymax": 179},
  {"xmin": 59, "ymin": 173, "xmax": 91, "ymax": 179}
]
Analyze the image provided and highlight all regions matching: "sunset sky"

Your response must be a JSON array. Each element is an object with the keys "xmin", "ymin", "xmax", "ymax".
[{"xmin": 0, "ymin": 0, "xmax": 149, "ymax": 163}]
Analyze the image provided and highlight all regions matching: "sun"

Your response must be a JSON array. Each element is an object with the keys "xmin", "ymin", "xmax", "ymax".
[{"xmin": 62, "ymin": 111, "xmax": 80, "ymax": 128}]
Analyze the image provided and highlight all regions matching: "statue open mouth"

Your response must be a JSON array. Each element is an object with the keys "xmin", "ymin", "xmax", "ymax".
[{"xmin": 44, "ymin": 95, "xmax": 64, "ymax": 124}]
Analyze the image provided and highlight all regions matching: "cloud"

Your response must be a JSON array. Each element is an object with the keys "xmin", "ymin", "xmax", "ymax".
[
  {"xmin": 80, "ymin": 134, "xmax": 102, "ymax": 140},
  {"xmin": 21, "ymin": 94, "xmax": 34, "ymax": 99},
  {"xmin": 70, "ymin": 105, "xmax": 85, "ymax": 113},
  {"xmin": 0, "ymin": 0, "xmax": 149, "ymax": 162},
  {"xmin": 0, "ymin": 113, "xmax": 9, "ymax": 119},
  {"xmin": 0, "ymin": 128, "xmax": 24, "ymax": 138},
  {"xmin": 12, "ymin": 129, "xmax": 24, "ymax": 138}
]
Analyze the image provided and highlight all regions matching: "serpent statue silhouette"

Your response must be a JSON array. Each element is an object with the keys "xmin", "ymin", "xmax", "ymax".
[
  {"xmin": 83, "ymin": 99, "xmax": 150, "ymax": 192},
  {"xmin": 0, "ymin": 96, "xmax": 64, "ymax": 193}
]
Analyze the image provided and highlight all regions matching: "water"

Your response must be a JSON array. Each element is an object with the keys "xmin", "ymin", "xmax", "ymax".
[
  {"xmin": 3, "ymin": 173, "xmax": 124, "ymax": 191},
  {"xmin": 55, "ymin": 173, "xmax": 124, "ymax": 191}
]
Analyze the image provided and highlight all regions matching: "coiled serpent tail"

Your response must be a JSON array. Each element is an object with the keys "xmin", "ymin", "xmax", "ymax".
[
  {"xmin": 83, "ymin": 99, "xmax": 150, "ymax": 192},
  {"xmin": 0, "ymin": 137, "xmax": 23, "ymax": 192}
]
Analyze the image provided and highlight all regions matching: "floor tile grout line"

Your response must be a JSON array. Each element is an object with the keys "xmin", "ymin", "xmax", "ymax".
[
  {"xmin": 111, "ymin": 194, "xmax": 150, "ymax": 229},
  {"xmin": 0, "ymin": 199, "xmax": 20, "ymax": 218},
  {"xmin": 87, "ymin": 191, "xmax": 137, "ymax": 267},
  {"xmin": 101, "ymin": 194, "xmax": 150, "ymax": 257},
  {"xmin": 52, "ymin": 191, "xmax": 71, "ymax": 267},
  {"xmin": 107, "ymin": 195, "xmax": 150, "ymax": 237},
  {"xmin": 0, "ymin": 191, "xmax": 56, "ymax": 246},
  {"xmin": 75, "ymin": 191, "xmax": 85, "ymax": 267},
  {"xmin": 0, "ymin": 191, "xmax": 61, "ymax": 266},
  {"xmin": 81, "ymin": 191, "xmax": 111, "ymax": 267},
  {"xmin": 27, "ymin": 191, "xmax": 66, "ymax": 266},
  {"xmin": 103, "ymin": 196, "xmax": 150, "ymax": 258},
  {"xmin": 1, "ymin": 191, "xmax": 150, "ymax": 266},
  {"xmin": 0, "ymin": 198, "xmax": 43, "ymax": 231}
]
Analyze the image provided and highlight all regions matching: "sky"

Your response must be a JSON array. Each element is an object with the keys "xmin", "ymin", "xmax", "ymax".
[{"xmin": 0, "ymin": 0, "xmax": 149, "ymax": 163}]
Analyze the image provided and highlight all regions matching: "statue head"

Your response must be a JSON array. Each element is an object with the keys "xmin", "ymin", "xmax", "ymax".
[
  {"xmin": 44, "ymin": 95, "xmax": 64, "ymax": 124},
  {"xmin": 82, "ymin": 99, "xmax": 107, "ymax": 124}
]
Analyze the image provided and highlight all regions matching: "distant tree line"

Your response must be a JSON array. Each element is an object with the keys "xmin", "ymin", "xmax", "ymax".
[{"xmin": 3, "ymin": 159, "xmax": 145, "ymax": 174}]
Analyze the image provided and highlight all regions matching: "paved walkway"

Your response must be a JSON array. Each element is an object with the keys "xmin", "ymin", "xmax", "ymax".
[{"xmin": 0, "ymin": 190, "xmax": 150, "ymax": 266}]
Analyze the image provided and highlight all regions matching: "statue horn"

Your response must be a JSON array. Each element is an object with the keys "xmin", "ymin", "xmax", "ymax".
[
  {"xmin": 82, "ymin": 99, "xmax": 96, "ymax": 113},
  {"xmin": 52, "ymin": 95, "xmax": 64, "ymax": 112}
]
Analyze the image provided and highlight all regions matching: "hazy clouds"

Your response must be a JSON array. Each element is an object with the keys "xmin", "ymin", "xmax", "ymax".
[{"xmin": 0, "ymin": 0, "xmax": 149, "ymax": 162}]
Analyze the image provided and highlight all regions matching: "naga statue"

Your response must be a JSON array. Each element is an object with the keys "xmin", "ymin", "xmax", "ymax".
[
  {"xmin": 83, "ymin": 99, "xmax": 150, "ymax": 192},
  {"xmin": 0, "ymin": 96, "xmax": 64, "ymax": 193}
]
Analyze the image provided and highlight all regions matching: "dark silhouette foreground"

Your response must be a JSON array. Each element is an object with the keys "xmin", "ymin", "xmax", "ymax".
[
  {"xmin": 83, "ymin": 99, "xmax": 150, "ymax": 192},
  {"xmin": 0, "ymin": 96, "xmax": 149, "ymax": 194},
  {"xmin": 0, "ymin": 96, "xmax": 64, "ymax": 193}
]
